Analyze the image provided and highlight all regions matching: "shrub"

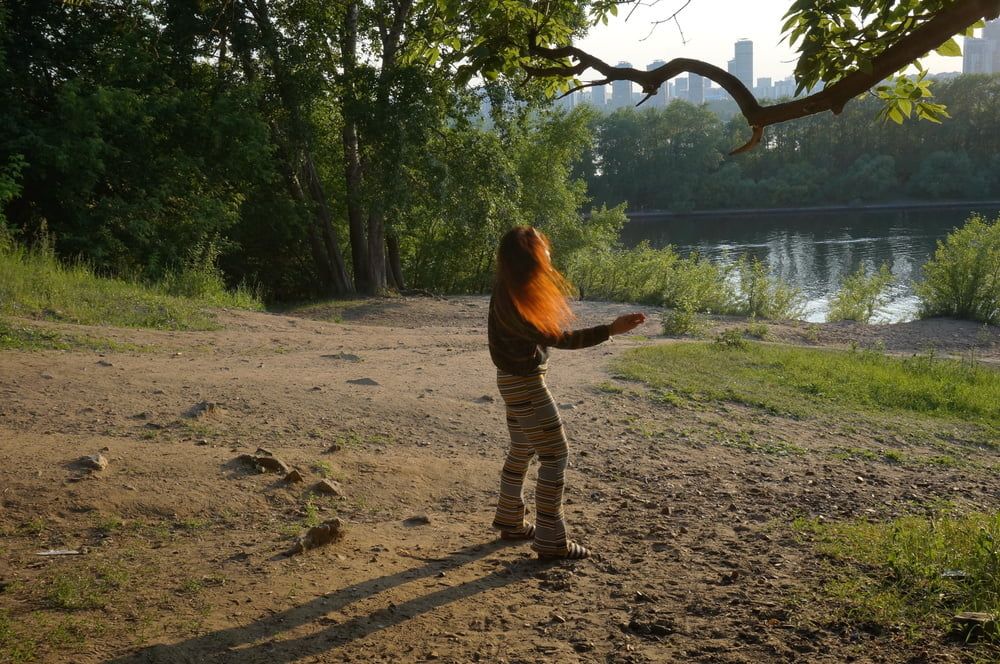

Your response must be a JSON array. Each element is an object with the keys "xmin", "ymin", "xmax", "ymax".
[
  {"xmin": 828, "ymin": 263, "xmax": 894, "ymax": 323},
  {"xmin": 731, "ymin": 255, "xmax": 804, "ymax": 319},
  {"xmin": 567, "ymin": 242, "xmax": 732, "ymax": 313},
  {"xmin": 661, "ymin": 297, "xmax": 705, "ymax": 336},
  {"xmin": 916, "ymin": 214, "xmax": 1000, "ymax": 325}
]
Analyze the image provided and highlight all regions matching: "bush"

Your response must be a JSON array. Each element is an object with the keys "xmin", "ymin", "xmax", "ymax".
[
  {"xmin": 828, "ymin": 263, "xmax": 894, "ymax": 323},
  {"xmin": 731, "ymin": 255, "xmax": 804, "ymax": 319},
  {"xmin": 567, "ymin": 242, "xmax": 732, "ymax": 313},
  {"xmin": 916, "ymin": 214, "xmax": 1000, "ymax": 325},
  {"xmin": 661, "ymin": 298, "xmax": 705, "ymax": 336}
]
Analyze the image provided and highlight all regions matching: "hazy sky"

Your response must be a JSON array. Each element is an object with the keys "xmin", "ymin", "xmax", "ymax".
[{"xmin": 577, "ymin": 1, "xmax": 964, "ymax": 83}]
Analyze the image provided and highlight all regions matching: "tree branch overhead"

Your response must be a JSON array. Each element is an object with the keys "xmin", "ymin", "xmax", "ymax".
[{"xmin": 526, "ymin": 0, "xmax": 1000, "ymax": 154}]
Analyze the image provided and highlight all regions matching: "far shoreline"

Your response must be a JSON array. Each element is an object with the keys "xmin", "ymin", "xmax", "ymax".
[{"xmin": 624, "ymin": 200, "xmax": 1000, "ymax": 220}]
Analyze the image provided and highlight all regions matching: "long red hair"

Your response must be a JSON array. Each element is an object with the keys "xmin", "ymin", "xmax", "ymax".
[{"xmin": 494, "ymin": 226, "xmax": 574, "ymax": 337}]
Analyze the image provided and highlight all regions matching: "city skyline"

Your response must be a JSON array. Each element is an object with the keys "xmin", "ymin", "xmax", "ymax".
[{"xmin": 577, "ymin": 1, "xmax": 964, "ymax": 84}]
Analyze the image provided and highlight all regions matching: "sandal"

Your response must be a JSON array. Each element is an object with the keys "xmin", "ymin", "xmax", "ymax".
[
  {"xmin": 499, "ymin": 523, "xmax": 536, "ymax": 541},
  {"xmin": 536, "ymin": 541, "xmax": 591, "ymax": 560}
]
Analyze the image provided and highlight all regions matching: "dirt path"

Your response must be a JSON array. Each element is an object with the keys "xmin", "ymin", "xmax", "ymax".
[{"xmin": 1, "ymin": 297, "xmax": 998, "ymax": 663}]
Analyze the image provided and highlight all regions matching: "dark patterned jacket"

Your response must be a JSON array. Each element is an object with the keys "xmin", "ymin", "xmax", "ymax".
[{"xmin": 488, "ymin": 291, "xmax": 610, "ymax": 375}]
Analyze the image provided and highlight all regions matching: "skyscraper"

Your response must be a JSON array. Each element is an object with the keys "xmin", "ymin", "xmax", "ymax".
[
  {"xmin": 727, "ymin": 39, "xmax": 754, "ymax": 89},
  {"xmin": 590, "ymin": 83, "xmax": 608, "ymax": 108},
  {"xmin": 611, "ymin": 62, "xmax": 633, "ymax": 109},
  {"xmin": 646, "ymin": 59, "xmax": 669, "ymax": 107},
  {"xmin": 688, "ymin": 73, "xmax": 704, "ymax": 105},
  {"xmin": 963, "ymin": 18, "xmax": 1000, "ymax": 73}
]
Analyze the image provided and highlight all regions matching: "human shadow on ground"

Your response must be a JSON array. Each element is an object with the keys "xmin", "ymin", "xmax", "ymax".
[{"xmin": 104, "ymin": 539, "xmax": 547, "ymax": 664}]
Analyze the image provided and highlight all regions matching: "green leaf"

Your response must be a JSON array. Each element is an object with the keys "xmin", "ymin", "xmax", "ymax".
[
  {"xmin": 934, "ymin": 38, "xmax": 961, "ymax": 57},
  {"xmin": 887, "ymin": 106, "xmax": 904, "ymax": 124}
]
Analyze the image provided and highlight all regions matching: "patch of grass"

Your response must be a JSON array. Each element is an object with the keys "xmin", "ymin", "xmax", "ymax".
[
  {"xmin": 302, "ymin": 499, "xmax": 321, "ymax": 528},
  {"xmin": 47, "ymin": 572, "xmax": 105, "ymax": 610},
  {"xmin": 177, "ymin": 579, "xmax": 203, "ymax": 595},
  {"xmin": 796, "ymin": 511, "xmax": 1000, "ymax": 641},
  {"xmin": 175, "ymin": 518, "xmax": 209, "ymax": 532},
  {"xmin": 830, "ymin": 447, "xmax": 908, "ymax": 464},
  {"xmin": 0, "ymin": 610, "xmax": 37, "ymax": 663},
  {"xmin": 0, "ymin": 246, "xmax": 261, "ymax": 331},
  {"xmin": 93, "ymin": 515, "xmax": 123, "ymax": 534},
  {"xmin": 0, "ymin": 318, "xmax": 150, "ymax": 352},
  {"xmin": 312, "ymin": 461, "xmax": 333, "ymax": 478},
  {"xmin": 595, "ymin": 381, "xmax": 625, "ymax": 394},
  {"xmin": 715, "ymin": 428, "xmax": 805, "ymax": 456},
  {"xmin": 613, "ymin": 342, "xmax": 1000, "ymax": 431},
  {"xmin": 743, "ymin": 321, "xmax": 769, "ymax": 340},
  {"xmin": 18, "ymin": 518, "xmax": 46, "ymax": 536},
  {"xmin": 279, "ymin": 298, "xmax": 367, "ymax": 323}
]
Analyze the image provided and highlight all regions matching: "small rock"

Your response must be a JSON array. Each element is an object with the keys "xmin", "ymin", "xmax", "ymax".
[
  {"xmin": 284, "ymin": 518, "xmax": 346, "ymax": 556},
  {"xmin": 80, "ymin": 454, "xmax": 108, "ymax": 471},
  {"xmin": 321, "ymin": 352, "xmax": 361, "ymax": 362},
  {"xmin": 347, "ymin": 377, "xmax": 379, "ymax": 386},
  {"xmin": 559, "ymin": 403, "xmax": 577, "ymax": 410},
  {"xmin": 325, "ymin": 443, "xmax": 343, "ymax": 454},
  {"xmin": 195, "ymin": 438, "xmax": 209, "ymax": 446},
  {"xmin": 403, "ymin": 515, "xmax": 431, "ymax": 526},
  {"xmin": 236, "ymin": 453, "xmax": 290, "ymax": 474},
  {"xmin": 96, "ymin": 360, "xmax": 114, "ymax": 367},
  {"xmin": 284, "ymin": 469, "xmax": 304, "ymax": 483},
  {"xmin": 314, "ymin": 479, "xmax": 345, "ymax": 496},
  {"xmin": 475, "ymin": 395, "xmax": 495, "ymax": 403},
  {"xmin": 186, "ymin": 401, "xmax": 225, "ymax": 419},
  {"xmin": 951, "ymin": 612, "xmax": 997, "ymax": 641},
  {"xmin": 855, "ymin": 476, "xmax": 865, "ymax": 483},
  {"xmin": 41, "ymin": 372, "xmax": 55, "ymax": 380}
]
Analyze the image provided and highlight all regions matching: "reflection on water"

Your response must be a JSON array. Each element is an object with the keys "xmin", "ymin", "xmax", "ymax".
[{"xmin": 621, "ymin": 206, "xmax": 1000, "ymax": 323}]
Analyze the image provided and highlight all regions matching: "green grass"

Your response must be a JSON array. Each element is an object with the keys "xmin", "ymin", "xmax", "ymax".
[
  {"xmin": 312, "ymin": 461, "xmax": 334, "ymax": 478},
  {"xmin": 796, "ymin": 511, "xmax": 1000, "ymax": 641},
  {"xmin": 0, "ymin": 247, "xmax": 261, "ymax": 331},
  {"xmin": 0, "ymin": 318, "xmax": 149, "ymax": 352},
  {"xmin": 613, "ymin": 342, "xmax": 1000, "ymax": 431}
]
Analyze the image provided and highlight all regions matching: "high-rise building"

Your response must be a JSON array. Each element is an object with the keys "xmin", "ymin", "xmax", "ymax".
[
  {"xmin": 611, "ymin": 62, "xmax": 633, "ymax": 109},
  {"xmin": 727, "ymin": 39, "xmax": 754, "ymax": 89},
  {"xmin": 646, "ymin": 59, "xmax": 669, "ymax": 107},
  {"xmin": 963, "ymin": 18, "xmax": 1000, "ymax": 73},
  {"xmin": 687, "ymin": 73, "xmax": 704, "ymax": 105},
  {"xmin": 591, "ymin": 83, "xmax": 608, "ymax": 108},
  {"xmin": 755, "ymin": 77, "xmax": 773, "ymax": 100}
]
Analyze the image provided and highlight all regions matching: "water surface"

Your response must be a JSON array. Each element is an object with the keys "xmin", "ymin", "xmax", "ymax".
[{"xmin": 621, "ymin": 205, "xmax": 1000, "ymax": 323}]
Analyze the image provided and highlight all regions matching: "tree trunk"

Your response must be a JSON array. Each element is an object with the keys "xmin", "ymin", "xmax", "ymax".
[
  {"xmin": 387, "ymin": 232, "xmax": 405, "ymax": 290},
  {"xmin": 303, "ymin": 152, "xmax": 352, "ymax": 294},
  {"xmin": 340, "ymin": 0, "xmax": 369, "ymax": 292},
  {"xmin": 367, "ymin": 205, "xmax": 387, "ymax": 293}
]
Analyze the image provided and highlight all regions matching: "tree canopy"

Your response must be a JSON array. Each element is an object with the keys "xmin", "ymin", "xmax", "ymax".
[{"xmin": 2, "ymin": 0, "xmax": 999, "ymax": 302}]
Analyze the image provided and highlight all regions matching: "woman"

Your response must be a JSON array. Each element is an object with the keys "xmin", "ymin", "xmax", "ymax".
[{"xmin": 488, "ymin": 226, "xmax": 645, "ymax": 560}]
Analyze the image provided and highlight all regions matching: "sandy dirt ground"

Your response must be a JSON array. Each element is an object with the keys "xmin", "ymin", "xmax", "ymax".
[{"xmin": 1, "ymin": 296, "xmax": 998, "ymax": 664}]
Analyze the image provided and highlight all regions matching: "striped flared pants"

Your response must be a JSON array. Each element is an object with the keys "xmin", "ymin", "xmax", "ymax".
[{"xmin": 492, "ymin": 368, "xmax": 570, "ymax": 556}]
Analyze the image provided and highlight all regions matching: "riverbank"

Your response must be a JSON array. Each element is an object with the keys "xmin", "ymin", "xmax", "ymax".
[
  {"xmin": 1, "ymin": 296, "xmax": 998, "ymax": 663},
  {"xmin": 625, "ymin": 200, "xmax": 1000, "ymax": 219}
]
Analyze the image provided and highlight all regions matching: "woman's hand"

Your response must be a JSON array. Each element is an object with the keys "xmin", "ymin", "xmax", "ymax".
[{"xmin": 610, "ymin": 312, "xmax": 646, "ymax": 336}]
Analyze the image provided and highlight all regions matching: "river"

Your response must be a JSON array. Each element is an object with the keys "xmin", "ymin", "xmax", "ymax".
[{"xmin": 620, "ymin": 204, "xmax": 1000, "ymax": 323}]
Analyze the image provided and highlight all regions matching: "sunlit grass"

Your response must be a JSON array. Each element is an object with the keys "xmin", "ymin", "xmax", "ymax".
[
  {"xmin": 613, "ymin": 342, "xmax": 1000, "ymax": 431},
  {"xmin": 0, "ymin": 247, "xmax": 261, "ymax": 331},
  {"xmin": 796, "ymin": 511, "xmax": 1000, "ymax": 642}
]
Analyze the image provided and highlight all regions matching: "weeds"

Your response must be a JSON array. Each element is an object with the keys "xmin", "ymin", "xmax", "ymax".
[
  {"xmin": 0, "ymin": 245, "xmax": 261, "ymax": 331},
  {"xmin": 797, "ymin": 510, "xmax": 1000, "ymax": 641},
  {"xmin": 827, "ymin": 263, "xmax": 894, "ymax": 323}
]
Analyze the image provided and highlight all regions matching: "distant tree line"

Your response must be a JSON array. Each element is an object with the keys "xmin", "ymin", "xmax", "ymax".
[{"xmin": 583, "ymin": 75, "xmax": 1000, "ymax": 212}]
